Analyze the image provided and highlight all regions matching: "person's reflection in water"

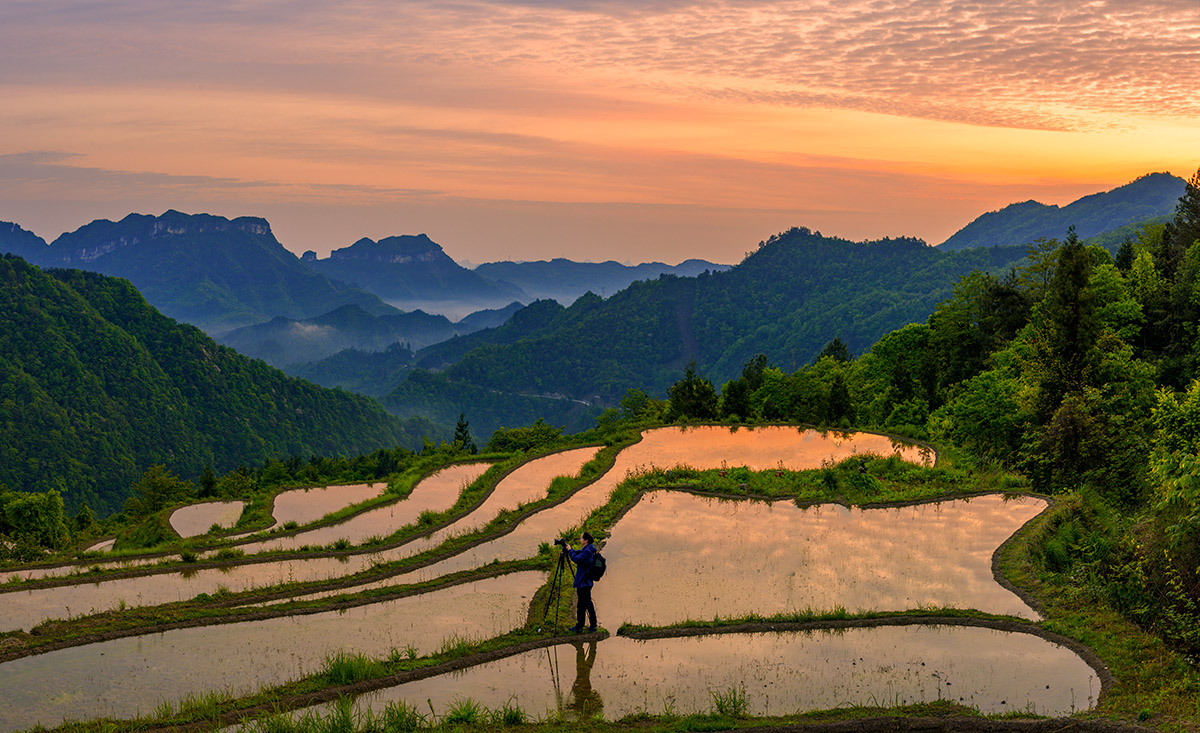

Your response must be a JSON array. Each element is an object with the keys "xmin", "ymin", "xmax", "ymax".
[{"xmin": 568, "ymin": 640, "xmax": 603, "ymax": 721}]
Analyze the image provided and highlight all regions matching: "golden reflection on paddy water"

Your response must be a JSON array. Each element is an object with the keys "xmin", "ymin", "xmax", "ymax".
[
  {"xmin": 0, "ymin": 573, "xmax": 544, "ymax": 732},
  {"xmin": 229, "ymin": 467, "xmax": 484, "ymax": 554},
  {"xmin": 335, "ymin": 627, "xmax": 1098, "ymax": 721},
  {"xmin": 0, "ymin": 464, "xmax": 490, "ymax": 632},
  {"xmin": 13, "ymin": 483, "xmax": 392, "ymax": 581},
  {"xmin": 324, "ymin": 427, "xmax": 934, "ymax": 596},
  {"xmin": 603, "ymin": 491, "xmax": 1044, "ymax": 624}
]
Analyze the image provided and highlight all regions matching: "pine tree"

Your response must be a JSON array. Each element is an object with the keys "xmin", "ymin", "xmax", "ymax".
[
  {"xmin": 1173, "ymin": 166, "xmax": 1200, "ymax": 253},
  {"xmin": 454, "ymin": 413, "xmax": 477, "ymax": 454}
]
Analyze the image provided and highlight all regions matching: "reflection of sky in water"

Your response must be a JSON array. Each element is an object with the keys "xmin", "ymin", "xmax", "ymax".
[
  {"xmin": 0, "ymin": 572, "xmax": 544, "ymax": 733},
  {"xmin": 0, "ymin": 465, "xmax": 489, "ymax": 631},
  {"xmin": 168, "ymin": 500, "xmax": 244, "ymax": 538},
  {"xmin": 266, "ymin": 483, "xmax": 387, "ymax": 527},
  {"xmin": 602, "ymin": 492, "xmax": 1044, "ymax": 624},
  {"xmin": 3, "ymin": 428, "xmax": 929, "ymax": 629},
  {"xmin": 231, "ymin": 465, "xmax": 488, "ymax": 554},
  {"xmin": 283, "ymin": 427, "xmax": 935, "ymax": 599},
  {"xmin": 342, "ymin": 627, "xmax": 1097, "ymax": 721},
  {"xmin": 17, "ymin": 483, "xmax": 391, "ymax": 581}
]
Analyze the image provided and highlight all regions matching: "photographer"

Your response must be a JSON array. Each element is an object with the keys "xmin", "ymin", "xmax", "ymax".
[{"xmin": 556, "ymin": 532, "xmax": 597, "ymax": 633}]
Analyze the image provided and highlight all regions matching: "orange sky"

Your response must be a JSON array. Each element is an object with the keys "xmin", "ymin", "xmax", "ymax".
[{"xmin": 1, "ymin": 0, "xmax": 1197, "ymax": 264}]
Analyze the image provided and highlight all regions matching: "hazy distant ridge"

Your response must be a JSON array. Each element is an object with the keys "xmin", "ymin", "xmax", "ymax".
[
  {"xmin": 13, "ymin": 210, "xmax": 399, "ymax": 334},
  {"xmin": 472, "ymin": 258, "xmax": 730, "ymax": 303}
]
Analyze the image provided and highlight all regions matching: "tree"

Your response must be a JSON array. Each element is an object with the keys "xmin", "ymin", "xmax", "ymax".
[
  {"xmin": 1029, "ymin": 227, "xmax": 1098, "ymax": 419},
  {"xmin": 814, "ymin": 338, "xmax": 850, "ymax": 364},
  {"xmin": 124, "ymin": 465, "xmax": 194, "ymax": 517},
  {"xmin": 666, "ymin": 359, "xmax": 719, "ymax": 421},
  {"xmin": 198, "ymin": 466, "xmax": 217, "ymax": 498},
  {"xmin": 453, "ymin": 413, "xmax": 477, "ymax": 454},
  {"xmin": 1173, "ymin": 167, "xmax": 1200, "ymax": 256}
]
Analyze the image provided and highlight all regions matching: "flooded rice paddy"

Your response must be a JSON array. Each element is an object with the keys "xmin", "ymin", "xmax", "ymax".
[
  {"xmin": 322, "ymin": 626, "xmax": 1097, "ymax": 722},
  {"xmin": 0, "ymin": 465, "xmax": 491, "ymax": 632},
  {"xmin": 296, "ymin": 427, "xmax": 936, "ymax": 599},
  {"xmin": 601, "ymin": 491, "xmax": 1043, "ymax": 624},
  {"xmin": 0, "ymin": 427, "xmax": 1097, "ymax": 731},
  {"xmin": 0, "ymin": 572, "xmax": 543, "ymax": 732},
  {"xmin": 168, "ymin": 501, "xmax": 244, "ymax": 538},
  {"xmin": 11, "ymin": 483, "xmax": 393, "ymax": 582},
  {"xmin": 225, "ymin": 465, "xmax": 488, "ymax": 555}
]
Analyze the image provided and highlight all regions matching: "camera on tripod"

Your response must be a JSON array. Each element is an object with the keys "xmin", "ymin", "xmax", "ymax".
[{"xmin": 553, "ymin": 537, "xmax": 567, "ymax": 548}]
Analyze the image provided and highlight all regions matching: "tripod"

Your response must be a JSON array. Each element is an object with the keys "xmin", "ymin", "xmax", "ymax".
[{"xmin": 542, "ymin": 544, "xmax": 574, "ymax": 634}]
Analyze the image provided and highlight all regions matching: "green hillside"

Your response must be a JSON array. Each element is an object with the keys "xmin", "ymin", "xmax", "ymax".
[
  {"xmin": 440, "ymin": 229, "xmax": 1028, "ymax": 405},
  {"xmin": 35, "ymin": 210, "xmax": 397, "ymax": 334},
  {"xmin": 0, "ymin": 256, "xmax": 436, "ymax": 515}
]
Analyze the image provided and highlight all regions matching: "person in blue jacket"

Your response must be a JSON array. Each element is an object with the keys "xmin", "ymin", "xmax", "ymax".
[{"xmin": 565, "ymin": 531, "xmax": 597, "ymax": 633}]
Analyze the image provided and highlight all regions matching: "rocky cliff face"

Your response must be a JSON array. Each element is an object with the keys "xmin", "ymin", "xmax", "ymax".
[
  {"xmin": 328, "ymin": 234, "xmax": 444, "ymax": 264},
  {"xmin": 49, "ymin": 210, "xmax": 274, "ymax": 264}
]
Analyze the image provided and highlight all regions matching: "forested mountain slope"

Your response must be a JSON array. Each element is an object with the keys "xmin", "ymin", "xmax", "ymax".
[
  {"xmin": 0, "ymin": 256, "xmax": 435, "ymax": 515},
  {"xmin": 437, "ymin": 229, "xmax": 1028, "ymax": 405},
  {"xmin": 23, "ymin": 211, "xmax": 397, "ymax": 334},
  {"xmin": 940, "ymin": 172, "xmax": 1185, "ymax": 250}
]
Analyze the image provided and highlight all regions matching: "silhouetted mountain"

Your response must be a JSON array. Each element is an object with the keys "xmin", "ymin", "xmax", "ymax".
[
  {"xmin": 305, "ymin": 234, "xmax": 527, "ymax": 310},
  {"xmin": 0, "ymin": 255, "xmax": 435, "ymax": 515},
  {"xmin": 456, "ymin": 301, "xmax": 525, "ymax": 331},
  {"xmin": 32, "ymin": 210, "xmax": 398, "ymax": 334},
  {"xmin": 472, "ymin": 258, "xmax": 730, "ymax": 303},
  {"xmin": 939, "ymin": 172, "xmax": 1185, "ymax": 250},
  {"xmin": 0, "ymin": 221, "xmax": 49, "ymax": 261}
]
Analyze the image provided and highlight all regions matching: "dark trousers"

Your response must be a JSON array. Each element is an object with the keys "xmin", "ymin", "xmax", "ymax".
[{"xmin": 575, "ymin": 585, "xmax": 596, "ymax": 629}]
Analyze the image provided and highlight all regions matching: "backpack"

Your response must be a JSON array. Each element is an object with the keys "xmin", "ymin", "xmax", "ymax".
[{"xmin": 589, "ymin": 551, "xmax": 606, "ymax": 582}]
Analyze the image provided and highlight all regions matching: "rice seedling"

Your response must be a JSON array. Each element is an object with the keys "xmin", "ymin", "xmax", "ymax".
[
  {"xmin": 444, "ymin": 697, "xmax": 484, "ymax": 725},
  {"xmin": 322, "ymin": 652, "xmax": 385, "ymax": 685},
  {"xmin": 709, "ymin": 685, "xmax": 749, "ymax": 717}
]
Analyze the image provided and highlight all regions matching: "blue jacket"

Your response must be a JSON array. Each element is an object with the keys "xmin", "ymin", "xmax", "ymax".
[{"xmin": 567, "ymin": 542, "xmax": 596, "ymax": 588}]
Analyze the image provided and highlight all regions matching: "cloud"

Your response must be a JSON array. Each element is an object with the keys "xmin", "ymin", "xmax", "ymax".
[
  {"xmin": 3, "ymin": 0, "xmax": 1195, "ymax": 131},
  {"xmin": 0, "ymin": 151, "xmax": 267, "ymax": 190}
]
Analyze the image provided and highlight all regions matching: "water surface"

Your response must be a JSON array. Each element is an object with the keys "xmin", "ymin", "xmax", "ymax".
[
  {"xmin": 334, "ymin": 626, "xmax": 1097, "ymax": 721},
  {"xmin": 0, "ymin": 572, "xmax": 543, "ymax": 732},
  {"xmin": 285, "ymin": 426, "xmax": 933, "ymax": 600},
  {"xmin": 601, "ymin": 491, "xmax": 1043, "ymax": 623},
  {"xmin": 169, "ymin": 501, "xmax": 244, "ymax": 538},
  {"xmin": 227, "ymin": 466, "xmax": 486, "ymax": 555},
  {"xmin": 0, "ymin": 465, "xmax": 490, "ymax": 632}
]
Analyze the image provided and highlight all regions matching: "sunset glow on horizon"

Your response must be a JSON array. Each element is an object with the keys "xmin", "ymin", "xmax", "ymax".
[{"xmin": 1, "ymin": 0, "xmax": 1197, "ymax": 264}]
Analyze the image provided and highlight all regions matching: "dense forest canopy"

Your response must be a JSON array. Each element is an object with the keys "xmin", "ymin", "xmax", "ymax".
[{"xmin": 0, "ymin": 256, "xmax": 439, "ymax": 515}]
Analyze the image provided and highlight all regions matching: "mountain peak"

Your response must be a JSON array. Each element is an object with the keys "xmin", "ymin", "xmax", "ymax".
[
  {"xmin": 939, "ymin": 172, "xmax": 1186, "ymax": 250},
  {"xmin": 48, "ymin": 211, "xmax": 277, "ymax": 264},
  {"xmin": 328, "ymin": 233, "xmax": 445, "ymax": 264}
]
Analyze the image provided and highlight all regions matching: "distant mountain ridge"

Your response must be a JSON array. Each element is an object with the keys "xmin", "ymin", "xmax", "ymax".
[
  {"xmin": 303, "ymin": 234, "xmax": 527, "ymax": 309},
  {"xmin": 4, "ymin": 210, "xmax": 400, "ymax": 334},
  {"xmin": 219, "ymin": 303, "xmax": 519, "ymax": 368},
  {"xmin": 939, "ymin": 172, "xmax": 1185, "ymax": 250},
  {"xmin": 472, "ymin": 258, "xmax": 730, "ymax": 304}
]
